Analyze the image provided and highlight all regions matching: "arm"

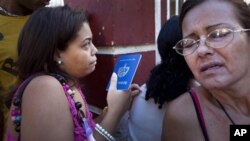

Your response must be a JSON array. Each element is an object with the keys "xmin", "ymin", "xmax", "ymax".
[{"xmin": 21, "ymin": 75, "xmax": 74, "ymax": 141}]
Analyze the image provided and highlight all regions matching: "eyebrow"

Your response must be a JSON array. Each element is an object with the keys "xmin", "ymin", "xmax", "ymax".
[
  {"xmin": 84, "ymin": 37, "xmax": 92, "ymax": 41},
  {"xmin": 81, "ymin": 37, "xmax": 92, "ymax": 43},
  {"xmin": 183, "ymin": 23, "xmax": 229, "ymax": 39},
  {"xmin": 206, "ymin": 23, "xmax": 226, "ymax": 30},
  {"xmin": 183, "ymin": 33, "xmax": 195, "ymax": 39}
]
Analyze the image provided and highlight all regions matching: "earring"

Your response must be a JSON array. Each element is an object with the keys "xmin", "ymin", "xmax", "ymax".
[{"xmin": 57, "ymin": 60, "xmax": 62, "ymax": 65}]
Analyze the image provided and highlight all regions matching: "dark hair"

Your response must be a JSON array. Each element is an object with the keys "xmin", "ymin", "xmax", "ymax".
[
  {"xmin": 180, "ymin": 0, "xmax": 250, "ymax": 33},
  {"xmin": 145, "ymin": 16, "xmax": 193, "ymax": 109},
  {"xmin": 17, "ymin": 5, "xmax": 88, "ymax": 80}
]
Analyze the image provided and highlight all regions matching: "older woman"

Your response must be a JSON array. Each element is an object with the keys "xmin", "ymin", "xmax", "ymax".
[{"xmin": 162, "ymin": 0, "xmax": 250, "ymax": 141}]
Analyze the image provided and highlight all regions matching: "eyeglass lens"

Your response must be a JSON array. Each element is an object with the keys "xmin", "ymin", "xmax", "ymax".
[{"xmin": 175, "ymin": 28, "xmax": 235, "ymax": 56}]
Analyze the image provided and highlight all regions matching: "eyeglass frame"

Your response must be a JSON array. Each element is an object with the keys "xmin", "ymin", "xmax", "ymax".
[{"xmin": 173, "ymin": 28, "xmax": 250, "ymax": 56}]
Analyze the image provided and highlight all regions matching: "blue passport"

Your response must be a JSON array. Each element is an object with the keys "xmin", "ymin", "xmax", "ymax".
[{"xmin": 107, "ymin": 53, "xmax": 142, "ymax": 90}]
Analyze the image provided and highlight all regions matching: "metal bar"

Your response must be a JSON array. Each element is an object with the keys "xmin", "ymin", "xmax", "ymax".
[
  {"xmin": 175, "ymin": 0, "xmax": 179, "ymax": 15},
  {"xmin": 167, "ymin": 0, "xmax": 170, "ymax": 20},
  {"xmin": 155, "ymin": 0, "xmax": 161, "ymax": 63}
]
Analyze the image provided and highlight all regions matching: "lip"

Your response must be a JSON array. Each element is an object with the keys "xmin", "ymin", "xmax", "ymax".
[
  {"xmin": 200, "ymin": 61, "xmax": 224, "ymax": 73},
  {"xmin": 90, "ymin": 60, "xmax": 97, "ymax": 66}
]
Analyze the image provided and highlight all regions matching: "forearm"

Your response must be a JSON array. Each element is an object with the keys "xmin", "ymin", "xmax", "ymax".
[{"xmin": 94, "ymin": 110, "xmax": 124, "ymax": 141}]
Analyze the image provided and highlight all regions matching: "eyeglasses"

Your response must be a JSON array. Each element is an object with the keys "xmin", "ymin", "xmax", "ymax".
[{"xmin": 173, "ymin": 28, "xmax": 250, "ymax": 56}]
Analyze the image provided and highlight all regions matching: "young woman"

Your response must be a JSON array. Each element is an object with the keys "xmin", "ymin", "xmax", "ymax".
[{"xmin": 5, "ymin": 5, "xmax": 140, "ymax": 141}]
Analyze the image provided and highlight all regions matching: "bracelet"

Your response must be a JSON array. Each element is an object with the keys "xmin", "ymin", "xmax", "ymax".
[{"xmin": 95, "ymin": 123, "xmax": 116, "ymax": 141}]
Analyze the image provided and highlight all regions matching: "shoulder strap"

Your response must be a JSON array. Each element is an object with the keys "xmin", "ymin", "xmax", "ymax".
[{"xmin": 189, "ymin": 89, "xmax": 210, "ymax": 141}]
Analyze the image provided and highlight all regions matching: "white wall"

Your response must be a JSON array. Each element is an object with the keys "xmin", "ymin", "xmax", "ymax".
[
  {"xmin": 48, "ymin": 0, "xmax": 64, "ymax": 7},
  {"xmin": 244, "ymin": 0, "xmax": 250, "ymax": 4}
]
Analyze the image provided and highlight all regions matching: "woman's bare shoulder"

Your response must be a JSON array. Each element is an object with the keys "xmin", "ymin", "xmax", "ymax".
[
  {"xmin": 162, "ymin": 89, "xmax": 207, "ymax": 141},
  {"xmin": 22, "ymin": 75, "xmax": 67, "ymax": 109},
  {"xmin": 162, "ymin": 90, "xmax": 203, "ymax": 141},
  {"xmin": 164, "ymin": 87, "xmax": 209, "ymax": 122},
  {"xmin": 20, "ymin": 75, "xmax": 74, "ymax": 140},
  {"xmin": 165, "ymin": 91, "xmax": 195, "ymax": 121},
  {"xmin": 27, "ymin": 75, "xmax": 63, "ymax": 89}
]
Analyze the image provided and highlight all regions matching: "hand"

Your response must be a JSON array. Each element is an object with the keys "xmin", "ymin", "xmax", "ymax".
[
  {"xmin": 106, "ymin": 73, "xmax": 141, "ymax": 117},
  {"xmin": 129, "ymin": 83, "xmax": 141, "ymax": 96}
]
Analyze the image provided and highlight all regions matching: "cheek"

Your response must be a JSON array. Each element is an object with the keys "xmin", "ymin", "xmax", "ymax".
[
  {"xmin": 184, "ymin": 56, "xmax": 196, "ymax": 72},
  {"xmin": 184, "ymin": 56, "xmax": 201, "ymax": 80},
  {"xmin": 228, "ymin": 38, "xmax": 250, "ymax": 64},
  {"xmin": 63, "ymin": 53, "xmax": 86, "ymax": 70},
  {"xmin": 233, "ymin": 53, "xmax": 250, "ymax": 72},
  {"xmin": 75, "ymin": 54, "xmax": 89, "ymax": 68},
  {"xmin": 70, "ymin": 55, "xmax": 90, "ymax": 77},
  {"xmin": 77, "ymin": 53, "xmax": 94, "ymax": 71}
]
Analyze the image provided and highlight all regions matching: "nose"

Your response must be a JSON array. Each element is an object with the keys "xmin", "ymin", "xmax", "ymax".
[
  {"xmin": 195, "ymin": 37, "xmax": 214, "ymax": 56},
  {"xmin": 91, "ymin": 43, "xmax": 98, "ymax": 55}
]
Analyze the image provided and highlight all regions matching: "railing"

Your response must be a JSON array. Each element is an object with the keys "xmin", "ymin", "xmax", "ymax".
[{"xmin": 167, "ymin": 0, "xmax": 185, "ymax": 20}]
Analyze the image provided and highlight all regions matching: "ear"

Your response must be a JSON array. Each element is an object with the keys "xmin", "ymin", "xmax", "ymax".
[{"xmin": 54, "ymin": 49, "xmax": 62, "ymax": 62}]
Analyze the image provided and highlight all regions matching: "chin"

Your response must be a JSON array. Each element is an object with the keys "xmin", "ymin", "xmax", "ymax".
[
  {"xmin": 81, "ymin": 69, "xmax": 95, "ymax": 77},
  {"xmin": 89, "ymin": 66, "xmax": 96, "ymax": 73},
  {"xmin": 201, "ymin": 80, "xmax": 231, "ymax": 90}
]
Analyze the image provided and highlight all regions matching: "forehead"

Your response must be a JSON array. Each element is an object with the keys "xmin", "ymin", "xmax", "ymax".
[
  {"xmin": 78, "ymin": 23, "xmax": 92, "ymax": 36},
  {"xmin": 182, "ymin": 1, "xmax": 240, "ymax": 36}
]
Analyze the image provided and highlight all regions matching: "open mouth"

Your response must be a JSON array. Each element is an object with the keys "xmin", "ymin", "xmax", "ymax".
[
  {"xmin": 200, "ymin": 63, "xmax": 223, "ymax": 72},
  {"xmin": 90, "ymin": 61, "xmax": 97, "ymax": 66}
]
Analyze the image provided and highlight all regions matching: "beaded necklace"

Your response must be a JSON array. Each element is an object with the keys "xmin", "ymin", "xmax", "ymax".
[
  {"xmin": 0, "ymin": 5, "xmax": 19, "ymax": 16},
  {"xmin": 57, "ymin": 74, "xmax": 115, "ymax": 141},
  {"xmin": 49, "ymin": 73, "xmax": 95, "ymax": 140},
  {"xmin": 61, "ymin": 81, "xmax": 95, "ymax": 139}
]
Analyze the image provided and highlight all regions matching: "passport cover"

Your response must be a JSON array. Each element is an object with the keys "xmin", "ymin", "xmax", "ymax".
[{"xmin": 106, "ymin": 53, "xmax": 142, "ymax": 90}]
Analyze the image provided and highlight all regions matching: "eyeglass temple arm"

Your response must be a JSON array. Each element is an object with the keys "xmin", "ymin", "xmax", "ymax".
[{"xmin": 234, "ymin": 29, "xmax": 250, "ymax": 32}]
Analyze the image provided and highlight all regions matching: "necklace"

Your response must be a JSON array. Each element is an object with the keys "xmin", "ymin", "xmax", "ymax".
[
  {"xmin": 0, "ymin": 5, "xmax": 19, "ymax": 16},
  {"xmin": 215, "ymin": 99, "xmax": 236, "ymax": 125}
]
